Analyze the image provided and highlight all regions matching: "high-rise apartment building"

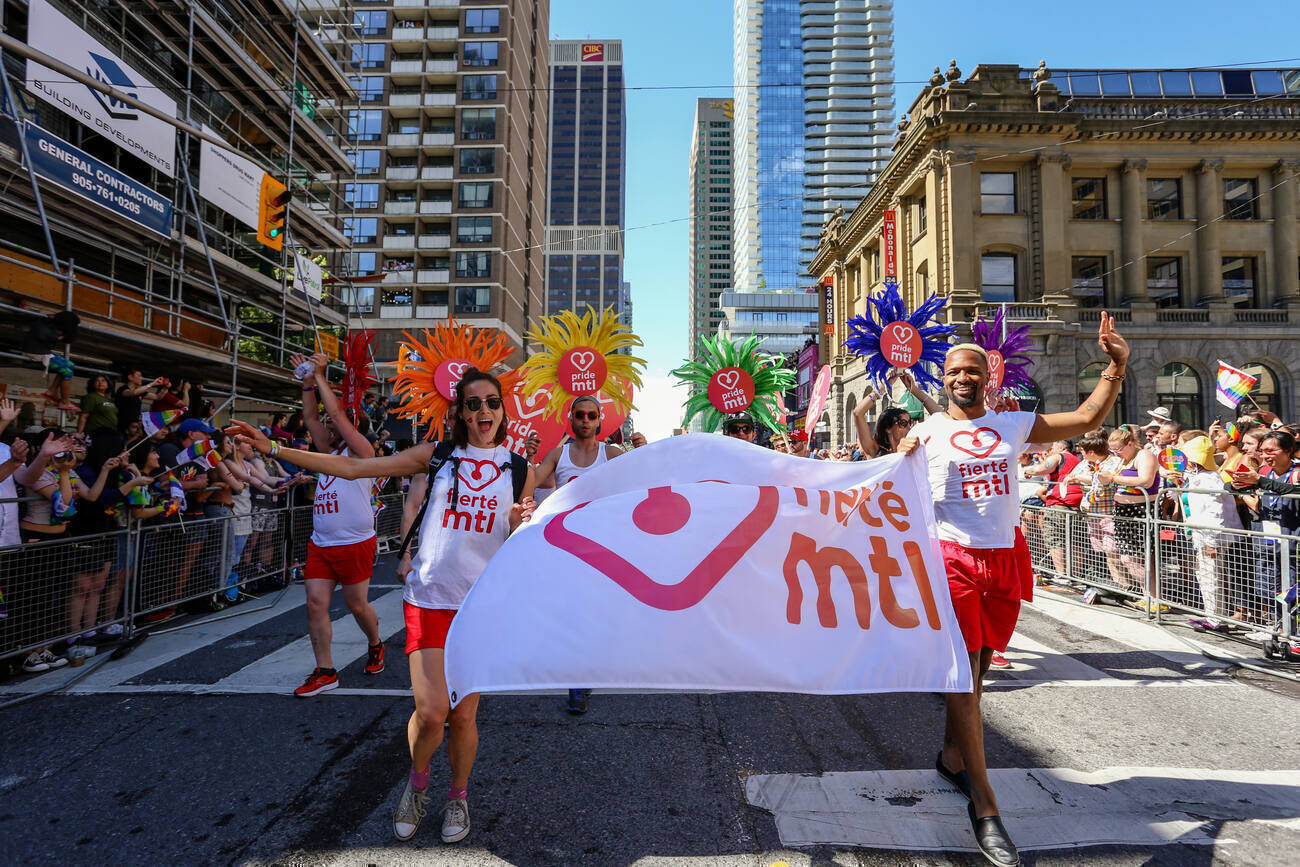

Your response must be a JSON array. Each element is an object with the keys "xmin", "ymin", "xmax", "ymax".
[
  {"xmin": 319, "ymin": 0, "xmax": 549, "ymax": 366},
  {"xmin": 544, "ymin": 40, "xmax": 626, "ymax": 319},
  {"xmin": 688, "ymin": 98, "xmax": 734, "ymax": 357},
  {"xmin": 731, "ymin": 0, "xmax": 894, "ymax": 292}
]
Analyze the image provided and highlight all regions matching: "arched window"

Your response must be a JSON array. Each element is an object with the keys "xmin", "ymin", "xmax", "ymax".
[
  {"xmin": 1241, "ymin": 362, "xmax": 1279, "ymax": 416},
  {"xmin": 1156, "ymin": 362, "xmax": 1203, "ymax": 428},
  {"xmin": 1079, "ymin": 362, "xmax": 1125, "ymax": 428}
]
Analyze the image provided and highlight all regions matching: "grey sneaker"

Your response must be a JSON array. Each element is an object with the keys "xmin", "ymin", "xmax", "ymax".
[
  {"xmin": 22, "ymin": 652, "xmax": 49, "ymax": 673},
  {"xmin": 39, "ymin": 648, "xmax": 68, "ymax": 669},
  {"xmin": 393, "ymin": 779, "xmax": 429, "ymax": 841},
  {"xmin": 440, "ymin": 796, "xmax": 470, "ymax": 843}
]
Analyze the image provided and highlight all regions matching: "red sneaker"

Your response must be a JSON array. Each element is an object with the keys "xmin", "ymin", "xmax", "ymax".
[
  {"xmin": 364, "ymin": 643, "xmax": 386, "ymax": 676},
  {"xmin": 989, "ymin": 651, "xmax": 1011, "ymax": 669},
  {"xmin": 294, "ymin": 668, "xmax": 338, "ymax": 697}
]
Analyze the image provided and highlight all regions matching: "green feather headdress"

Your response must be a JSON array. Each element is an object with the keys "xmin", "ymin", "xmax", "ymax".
[{"xmin": 671, "ymin": 334, "xmax": 796, "ymax": 433}]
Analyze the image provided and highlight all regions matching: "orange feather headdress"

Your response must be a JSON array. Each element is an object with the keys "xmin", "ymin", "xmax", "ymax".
[{"xmin": 391, "ymin": 319, "xmax": 520, "ymax": 436}]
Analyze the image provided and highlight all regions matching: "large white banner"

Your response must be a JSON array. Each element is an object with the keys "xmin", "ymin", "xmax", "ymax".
[
  {"xmin": 24, "ymin": 0, "xmax": 177, "ymax": 177},
  {"xmin": 444, "ymin": 434, "xmax": 971, "ymax": 705},
  {"xmin": 198, "ymin": 130, "xmax": 262, "ymax": 229}
]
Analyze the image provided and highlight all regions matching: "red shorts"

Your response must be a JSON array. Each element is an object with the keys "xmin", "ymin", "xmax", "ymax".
[
  {"xmin": 304, "ymin": 536, "xmax": 376, "ymax": 586},
  {"xmin": 1013, "ymin": 526, "xmax": 1034, "ymax": 602},
  {"xmin": 404, "ymin": 602, "xmax": 456, "ymax": 655},
  {"xmin": 940, "ymin": 540, "xmax": 1024, "ymax": 653}
]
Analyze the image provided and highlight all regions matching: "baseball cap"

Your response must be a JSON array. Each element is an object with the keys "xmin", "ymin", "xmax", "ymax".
[
  {"xmin": 176, "ymin": 418, "xmax": 216, "ymax": 436},
  {"xmin": 788, "ymin": 429, "xmax": 809, "ymax": 443}
]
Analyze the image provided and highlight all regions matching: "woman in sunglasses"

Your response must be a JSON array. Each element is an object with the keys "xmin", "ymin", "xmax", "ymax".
[{"xmin": 226, "ymin": 366, "xmax": 535, "ymax": 847}]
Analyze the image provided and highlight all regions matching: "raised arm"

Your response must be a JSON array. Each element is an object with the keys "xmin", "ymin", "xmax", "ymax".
[
  {"xmin": 894, "ymin": 369, "xmax": 942, "ymax": 415},
  {"xmin": 532, "ymin": 445, "xmax": 563, "ymax": 489},
  {"xmin": 291, "ymin": 352, "xmax": 332, "ymax": 453},
  {"xmin": 1029, "ymin": 313, "xmax": 1129, "ymax": 443},
  {"xmin": 852, "ymin": 389, "xmax": 881, "ymax": 459},
  {"xmin": 14, "ymin": 433, "xmax": 73, "ymax": 488},
  {"xmin": 309, "ymin": 352, "xmax": 372, "ymax": 457},
  {"xmin": 226, "ymin": 419, "xmax": 430, "ymax": 480}
]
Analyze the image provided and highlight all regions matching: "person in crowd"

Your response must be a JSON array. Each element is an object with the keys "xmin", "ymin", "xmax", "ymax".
[
  {"xmin": 226, "ymin": 365, "xmax": 536, "ymax": 846},
  {"xmin": 1142, "ymin": 421, "xmax": 1161, "ymax": 451},
  {"xmin": 722, "ymin": 413, "xmax": 757, "ymax": 443},
  {"xmin": 195, "ymin": 431, "xmax": 244, "ymax": 611},
  {"xmin": 151, "ymin": 419, "xmax": 220, "ymax": 620},
  {"xmin": 12, "ymin": 430, "xmax": 78, "ymax": 672},
  {"xmin": 1097, "ymin": 427, "xmax": 1158, "ymax": 598},
  {"xmin": 1154, "ymin": 421, "xmax": 1183, "ymax": 451},
  {"xmin": 0, "ymin": 400, "xmax": 26, "ymax": 549},
  {"xmin": 1228, "ymin": 431, "xmax": 1300, "ymax": 625},
  {"xmin": 769, "ymin": 433, "xmax": 789, "ymax": 453},
  {"xmin": 65, "ymin": 435, "xmax": 129, "ymax": 654},
  {"xmin": 269, "ymin": 412, "xmax": 293, "ymax": 443},
  {"xmin": 150, "ymin": 378, "xmax": 190, "ymax": 413},
  {"xmin": 786, "ymin": 429, "xmax": 811, "ymax": 458},
  {"xmin": 16, "ymin": 401, "xmax": 38, "ymax": 432},
  {"xmin": 1211, "ymin": 421, "xmax": 1254, "ymax": 480},
  {"xmin": 1022, "ymin": 441, "xmax": 1083, "ymax": 581},
  {"xmin": 218, "ymin": 437, "xmax": 277, "ymax": 604},
  {"xmin": 1064, "ymin": 430, "xmax": 1127, "ymax": 593},
  {"xmin": 370, "ymin": 395, "xmax": 391, "ymax": 432},
  {"xmin": 1240, "ymin": 426, "xmax": 1267, "ymax": 468},
  {"xmin": 1179, "ymin": 435, "xmax": 1242, "ymax": 631},
  {"xmin": 23, "ymin": 311, "xmax": 81, "ymax": 413},
  {"xmin": 77, "ymin": 375, "xmax": 118, "ymax": 436},
  {"xmin": 852, "ymin": 370, "xmax": 940, "ymax": 459},
  {"xmin": 114, "ymin": 369, "xmax": 167, "ymax": 433}
]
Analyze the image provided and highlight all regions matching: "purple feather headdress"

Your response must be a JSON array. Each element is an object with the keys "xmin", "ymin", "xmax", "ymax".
[
  {"xmin": 971, "ymin": 307, "xmax": 1035, "ymax": 397},
  {"xmin": 843, "ymin": 280, "xmax": 956, "ymax": 391}
]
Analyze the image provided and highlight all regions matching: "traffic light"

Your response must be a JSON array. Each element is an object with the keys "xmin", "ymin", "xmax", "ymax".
[{"xmin": 257, "ymin": 175, "xmax": 291, "ymax": 251}]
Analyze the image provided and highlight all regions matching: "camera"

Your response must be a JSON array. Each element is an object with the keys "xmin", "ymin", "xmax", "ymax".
[{"xmin": 54, "ymin": 451, "xmax": 72, "ymax": 461}]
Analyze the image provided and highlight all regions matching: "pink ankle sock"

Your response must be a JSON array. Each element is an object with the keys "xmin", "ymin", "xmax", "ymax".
[
  {"xmin": 447, "ymin": 785, "xmax": 467, "ymax": 801},
  {"xmin": 410, "ymin": 767, "xmax": 429, "ymax": 791}
]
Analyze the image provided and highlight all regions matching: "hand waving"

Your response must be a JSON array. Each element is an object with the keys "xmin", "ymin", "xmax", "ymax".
[
  {"xmin": 0, "ymin": 399, "xmax": 17, "ymax": 424},
  {"xmin": 1097, "ymin": 312, "xmax": 1130, "ymax": 367}
]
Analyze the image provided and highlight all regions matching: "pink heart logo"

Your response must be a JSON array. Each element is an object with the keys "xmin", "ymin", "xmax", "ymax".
[
  {"xmin": 949, "ymin": 427, "xmax": 1002, "ymax": 459},
  {"xmin": 457, "ymin": 458, "xmax": 502, "ymax": 492},
  {"xmin": 512, "ymin": 387, "xmax": 550, "ymax": 420},
  {"xmin": 888, "ymin": 323, "xmax": 911, "ymax": 343},
  {"xmin": 718, "ymin": 370, "xmax": 740, "ymax": 390},
  {"xmin": 571, "ymin": 351, "xmax": 595, "ymax": 372},
  {"xmin": 448, "ymin": 361, "xmax": 469, "ymax": 380}
]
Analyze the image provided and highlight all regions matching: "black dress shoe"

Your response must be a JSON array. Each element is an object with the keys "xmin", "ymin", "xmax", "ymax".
[
  {"xmin": 968, "ymin": 802, "xmax": 1019, "ymax": 866},
  {"xmin": 566, "ymin": 688, "xmax": 589, "ymax": 714},
  {"xmin": 935, "ymin": 751, "xmax": 972, "ymax": 799}
]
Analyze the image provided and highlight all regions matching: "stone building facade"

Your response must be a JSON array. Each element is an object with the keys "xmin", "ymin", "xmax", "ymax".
[{"xmin": 811, "ymin": 63, "xmax": 1300, "ymax": 445}]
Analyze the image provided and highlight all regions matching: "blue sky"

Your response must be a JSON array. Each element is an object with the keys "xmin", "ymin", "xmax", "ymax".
[{"xmin": 548, "ymin": 0, "xmax": 1295, "ymax": 439}]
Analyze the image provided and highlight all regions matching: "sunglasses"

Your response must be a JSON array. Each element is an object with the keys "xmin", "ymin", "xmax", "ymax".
[
  {"xmin": 571, "ymin": 410, "xmax": 599, "ymax": 421},
  {"xmin": 725, "ymin": 425, "xmax": 753, "ymax": 435},
  {"xmin": 463, "ymin": 396, "xmax": 502, "ymax": 412}
]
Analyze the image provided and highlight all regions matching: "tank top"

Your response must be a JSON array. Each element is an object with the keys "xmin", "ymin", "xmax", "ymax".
[
  {"xmin": 554, "ymin": 442, "xmax": 609, "ymax": 488},
  {"xmin": 1114, "ymin": 454, "xmax": 1160, "ymax": 498},
  {"xmin": 310, "ymin": 446, "xmax": 377, "ymax": 547},
  {"xmin": 405, "ymin": 444, "xmax": 515, "ymax": 610}
]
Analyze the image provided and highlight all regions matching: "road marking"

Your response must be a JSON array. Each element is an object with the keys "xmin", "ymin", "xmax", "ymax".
[{"xmin": 745, "ymin": 766, "xmax": 1300, "ymax": 852}]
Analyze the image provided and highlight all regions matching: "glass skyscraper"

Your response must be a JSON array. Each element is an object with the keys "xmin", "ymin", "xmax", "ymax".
[
  {"xmin": 732, "ymin": 0, "xmax": 894, "ymax": 293},
  {"xmin": 545, "ymin": 40, "xmax": 627, "ymax": 319}
]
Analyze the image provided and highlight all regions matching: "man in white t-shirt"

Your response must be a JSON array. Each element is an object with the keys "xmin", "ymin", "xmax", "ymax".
[
  {"xmin": 0, "ymin": 399, "xmax": 30, "ymax": 548},
  {"xmin": 898, "ymin": 313, "xmax": 1130, "ymax": 867},
  {"xmin": 292, "ymin": 353, "xmax": 385, "ymax": 698}
]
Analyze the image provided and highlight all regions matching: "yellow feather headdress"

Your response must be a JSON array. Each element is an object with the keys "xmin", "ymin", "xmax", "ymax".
[
  {"xmin": 518, "ymin": 306, "xmax": 645, "ymax": 421},
  {"xmin": 391, "ymin": 319, "xmax": 520, "ymax": 436}
]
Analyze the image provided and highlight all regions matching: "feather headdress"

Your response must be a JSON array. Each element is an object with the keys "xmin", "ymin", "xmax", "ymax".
[
  {"xmin": 518, "ymin": 306, "xmax": 645, "ymax": 421},
  {"xmin": 843, "ymin": 280, "xmax": 955, "ymax": 391},
  {"xmin": 340, "ymin": 330, "xmax": 378, "ymax": 415},
  {"xmin": 970, "ymin": 307, "xmax": 1035, "ymax": 399},
  {"xmin": 391, "ymin": 319, "xmax": 520, "ymax": 435},
  {"xmin": 671, "ymin": 333, "xmax": 796, "ymax": 433}
]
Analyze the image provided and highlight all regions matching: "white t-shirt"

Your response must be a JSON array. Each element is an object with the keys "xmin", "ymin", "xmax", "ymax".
[
  {"xmin": 0, "ymin": 443, "xmax": 18, "ymax": 547},
  {"xmin": 912, "ymin": 410, "xmax": 1038, "ymax": 549},
  {"xmin": 554, "ymin": 442, "xmax": 609, "ymax": 488},
  {"xmin": 1184, "ymin": 469, "xmax": 1242, "ymax": 532},
  {"xmin": 310, "ymin": 447, "xmax": 377, "ymax": 547},
  {"xmin": 406, "ymin": 444, "xmax": 515, "ymax": 610}
]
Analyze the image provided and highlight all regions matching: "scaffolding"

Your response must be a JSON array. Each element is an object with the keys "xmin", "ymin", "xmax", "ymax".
[{"xmin": 0, "ymin": 0, "xmax": 365, "ymax": 423}]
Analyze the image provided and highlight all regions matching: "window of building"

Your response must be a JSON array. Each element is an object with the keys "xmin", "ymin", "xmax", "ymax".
[
  {"xmin": 344, "ymin": 217, "xmax": 378, "ymax": 245},
  {"xmin": 1071, "ymin": 177, "xmax": 1107, "ymax": 219},
  {"xmin": 353, "ymin": 10, "xmax": 386, "ymax": 35},
  {"xmin": 350, "ymin": 43, "xmax": 384, "ymax": 70},
  {"xmin": 458, "ymin": 182, "xmax": 493, "ymax": 209},
  {"xmin": 463, "ymin": 41, "xmax": 499, "ymax": 67},
  {"xmin": 1240, "ymin": 362, "xmax": 1280, "ymax": 416},
  {"xmin": 870, "ymin": 248, "xmax": 881, "ymax": 283},
  {"xmin": 916, "ymin": 264, "xmax": 929, "ymax": 296},
  {"xmin": 457, "ymin": 216, "xmax": 492, "ymax": 243},
  {"xmin": 1079, "ymin": 362, "xmax": 1124, "ymax": 428},
  {"xmin": 463, "ymin": 74, "xmax": 498, "ymax": 100},
  {"xmin": 346, "ymin": 110, "xmax": 383, "ymax": 142},
  {"xmin": 350, "ymin": 76, "xmax": 384, "ymax": 103},
  {"xmin": 344, "ymin": 183, "xmax": 379, "ymax": 209},
  {"xmin": 455, "ymin": 251, "xmax": 491, "ymax": 278},
  {"xmin": 389, "ymin": 223, "xmax": 414, "ymax": 237},
  {"xmin": 464, "ymin": 9, "xmax": 500, "ymax": 33},
  {"xmin": 460, "ymin": 108, "xmax": 496, "ymax": 141},
  {"xmin": 1224, "ymin": 178, "xmax": 1258, "ymax": 220},
  {"xmin": 980, "ymin": 253, "xmax": 1016, "ymax": 302},
  {"xmin": 1070, "ymin": 256, "xmax": 1107, "ymax": 307},
  {"xmin": 1156, "ymin": 362, "xmax": 1203, "ymax": 428},
  {"xmin": 1147, "ymin": 256, "xmax": 1182, "ymax": 307},
  {"xmin": 1222, "ymin": 256, "xmax": 1258, "ymax": 304},
  {"xmin": 916, "ymin": 197, "xmax": 927, "ymax": 233},
  {"xmin": 455, "ymin": 287, "xmax": 491, "ymax": 314},
  {"xmin": 343, "ymin": 251, "xmax": 376, "ymax": 276},
  {"xmin": 980, "ymin": 173, "xmax": 1016, "ymax": 214},
  {"xmin": 1147, "ymin": 178, "xmax": 1182, "ymax": 220},
  {"xmin": 382, "ymin": 288, "xmax": 412, "ymax": 307},
  {"xmin": 459, "ymin": 147, "xmax": 494, "ymax": 175},
  {"xmin": 348, "ymin": 149, "xmax": 380, "ymax": 176}
]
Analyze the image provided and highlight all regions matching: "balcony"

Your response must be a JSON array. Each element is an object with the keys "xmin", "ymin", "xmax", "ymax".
[
  {"xmin": 418, "ymin": 268, "xmax": 451, "ymax": 283},
  {"xmin": 423, "ymin": 92, "xmax": 456, "ymax": 108},
  {"xmin": 427, "ymin": 27, "xmax": 458, "ymax": 41},
  {"xmin": 379, "ymin": 304, "xmax": 414, "ymax": 319},
  {"xmin": 420, "ymin": 200, "xmax": 452, "ymax": 215},
  {"xmin": 386, "ymin": 133, "xmax": 419, "ymax": 147},
  {"xmin": 385, "ymin": 167, "xmax": 418, "ymax": 181},
  {"xmin": 416, "ymin": 304, "xmax": 450, "ymax": 318},
  {"xmin": 391, "ymin": 28, "xmax": 426, "ymax": 43},
  {"xmin": 425, "ymin": 60, "xmax": 458, "ymax": 75},
  {"xmin": 421, "ymin": 166, "xmax": 453, "ymax": 181},
  {"xmin": 382, "ymin": 270, "xmax": 414, "ymax": 284},
  {"xmin": 395, "ymin": 0, "xmax": 455, "ymax": 6},
  {"xmin": 388, "ymin": 94, "xmax": 422, "ymax": 108},
  {"xmin": 382, "ymin": 236, "xmax": 417, "ymax": 251},
  {"xmin": 390, "ymin": 60, "xmax": 424, "ymax": 75},
  {"xmin": 418, "ymin": 235, "xmax": 451, "ymax": 250},
  {"xmin": 384, "ymin": 201, "xmax": 417, "ymax": 215},
  {"xmin": 422, "ymin": 132, "xmax": 454, "ymax": 147}
]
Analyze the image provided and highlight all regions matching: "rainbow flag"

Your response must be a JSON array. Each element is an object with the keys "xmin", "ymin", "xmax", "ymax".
[
  {"xmin": 1215, "ymin": 361, "xmax": 1257, "ymax": 409},
  {"xmin": 178, "ymin": 441, "xmax": 222, "ymax": 470},
  {"xmin": 1158, "ymin": 447, "xmax": 1188, "ymax": 473},
  {"xmin": 141, "ymin": 410, "xmax": 184, "ymax": 436}
]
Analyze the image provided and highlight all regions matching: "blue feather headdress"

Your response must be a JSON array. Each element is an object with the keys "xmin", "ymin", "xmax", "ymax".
[
  {"xmin": 843, "ymin": 280, "xmax": 956, "ymax": 390},
  {"xmin": 971, "ymin": 307, "xmax": 1035, "ymax": 398}
]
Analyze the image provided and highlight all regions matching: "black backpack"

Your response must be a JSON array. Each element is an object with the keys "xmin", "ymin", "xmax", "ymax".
[{"xmin": 396, "ymin": 441, "xmax": 528, "ymax": 560}]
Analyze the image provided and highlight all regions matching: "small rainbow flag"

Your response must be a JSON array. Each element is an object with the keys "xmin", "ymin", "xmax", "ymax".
[
  {"xmin": 1215, "ymin": 361, "xmax": 1257, "ymax": 409},
  {"xmin": 1159, "ymin": 447, "xmax": 1188, "ymax": 473},
  {"xmin": 141, "ymin": 410, "xmax": 184, "ymax": 436},
  {"xmin": 178, "ymin": 441, "xmax": 222, "ymax": 470}
]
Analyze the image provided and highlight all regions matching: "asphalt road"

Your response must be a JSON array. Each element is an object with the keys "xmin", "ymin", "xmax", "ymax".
[{"xmin": 1, "ymin": 556, "xmax": 1297, "ymax": 866}]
